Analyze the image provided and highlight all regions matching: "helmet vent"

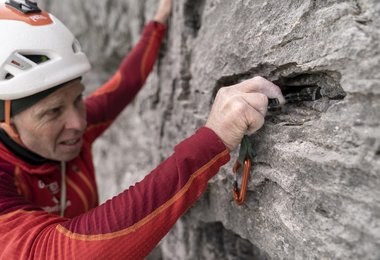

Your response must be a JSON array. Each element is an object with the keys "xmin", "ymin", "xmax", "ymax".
[
  {"xmin": 21, "ymin": 54, "xmax": 50, "ymax": 64},
  {"xmin": 72, "ymin": 39, "xmax": 82, "ymax": 54},
  {"xmin": 5, "ymin": 73, "xmax": 14, "ymax": 80}
]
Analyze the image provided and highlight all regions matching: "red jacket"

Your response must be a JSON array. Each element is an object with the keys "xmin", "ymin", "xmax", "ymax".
[{"xmin": 0, "ymin": 21, "xmax": 230, "ymax": 259}]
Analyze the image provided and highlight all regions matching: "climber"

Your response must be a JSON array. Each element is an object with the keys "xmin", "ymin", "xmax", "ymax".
[{"xmin": 0, "ymin": 0, "xmax": 284, "ymax": 258}]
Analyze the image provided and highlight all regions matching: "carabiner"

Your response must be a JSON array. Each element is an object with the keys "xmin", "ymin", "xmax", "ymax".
[{"xmin": 232, "ymin": 157, "xmax": 251, "ymax": 205}]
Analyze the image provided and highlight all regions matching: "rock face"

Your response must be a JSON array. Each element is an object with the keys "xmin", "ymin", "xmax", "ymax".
[{"xmin": 41, "ymin": 0, "xmax": 380, "ymax": 259}]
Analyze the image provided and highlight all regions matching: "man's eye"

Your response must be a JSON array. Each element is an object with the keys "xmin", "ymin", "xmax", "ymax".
[
  {"xmin": 75, "ymin": 94, "xmax": 83, "ymax": 105},
  {"xmin": 48, "ymin": 107, "xmax": 62, "ymax": 115}
]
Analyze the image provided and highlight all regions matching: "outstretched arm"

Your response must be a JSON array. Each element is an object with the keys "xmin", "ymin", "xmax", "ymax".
[
  {"xmin": 0, "ymin": 128, "xmax": 230, "ymax": 259},
  {"xmin": 85, "ymin": 0, "xmax": 173, "ymax": 142}
]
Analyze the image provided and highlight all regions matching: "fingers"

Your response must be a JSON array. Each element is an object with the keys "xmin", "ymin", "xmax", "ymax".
[
  {"xmin": 154, "ymin": 0, "xmax": 173, "ymax": 24},
  {"xmin": 234, "ymin": 92, "xmax": 267, "ymax": 134},
  {"xmin": 205, "ymin": 76, "xmax": 284, "ymax": 151},
  {"xmin": 243, "ymin": 92, "xmax": 268, "ymax": 117},
  {"xmin": 244, "ymin": 107, "xmax": 265, "ymax": 135},
  {"xmin": 205, "ymin": 87, "xmax": 269, "ymax": 150},
  {"xmin": 221, "ymin": 86, "xmax": 269, "ymax": 116},
  {"xmin": 234, "ymin": 76, "xmax": 286, "ymax": 105}
]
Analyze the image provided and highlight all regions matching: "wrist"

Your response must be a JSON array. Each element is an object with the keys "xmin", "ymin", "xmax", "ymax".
[
  {"xmin": 203, "ymin": 125, "xmax": 233, "ymax": 152},
  {"xmin": 153, "ymin": 14, "xmax": 168, "ymax": 24}
]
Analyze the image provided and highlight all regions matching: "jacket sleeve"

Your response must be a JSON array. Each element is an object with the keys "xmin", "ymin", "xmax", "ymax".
[
  {"xmin": 84, "ymin": 21, "xmax": 166, "ymax": 143},
  {"xmin": 0, "ymin": 127, "xmax": 230, "ymax": 259}
]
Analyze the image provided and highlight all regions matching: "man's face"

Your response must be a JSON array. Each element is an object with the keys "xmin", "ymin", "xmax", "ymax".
[{"xmin": 13, "ymin": 79, "xmax": 87, "ymax": 162}]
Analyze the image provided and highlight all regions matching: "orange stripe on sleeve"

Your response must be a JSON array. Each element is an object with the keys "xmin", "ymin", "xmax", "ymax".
[
  {"xmin": 55, "ymin": 148, "xmax": 229, "ymax": 241},
  {"xmin": 140, "ymin": 30, "xmax": 158, "ymax": 80},
  {"xmin": 90, "ymin": 71, "xmax": 122, "ymax": 97},
  {"xmin": 0, "ymin": 209, "xmax": 34, "ymax": 221}
]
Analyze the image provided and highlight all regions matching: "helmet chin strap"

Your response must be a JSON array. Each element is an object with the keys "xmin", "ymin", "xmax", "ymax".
[{"xmin": 5, "ymin": 100, "xmax": 11, "ymax": 125}]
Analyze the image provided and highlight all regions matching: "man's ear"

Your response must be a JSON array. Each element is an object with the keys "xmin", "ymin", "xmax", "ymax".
[
  {"xmin": 0, "ymin": 119, "xmax": 23, "ymax": 146},
  {"xmin": 11, "ymin": 116, "xmax": 19, "ymax": 132}
]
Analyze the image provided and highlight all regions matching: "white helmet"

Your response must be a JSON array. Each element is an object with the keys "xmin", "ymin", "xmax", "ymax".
[{"xmin": 0, "ymin": 0, "xmax": 91, "ymax": 100}]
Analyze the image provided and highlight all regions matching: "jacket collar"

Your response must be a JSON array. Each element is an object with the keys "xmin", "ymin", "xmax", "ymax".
[
  {"xmin": 0, "ymin": 128, "xmax": 49, "ymax": 165},
  {"xmin": 0, "ymin": 130, "xmax": 60, "ymax": 175}
]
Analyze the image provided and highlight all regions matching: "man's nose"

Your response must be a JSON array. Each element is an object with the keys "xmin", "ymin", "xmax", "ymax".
[{"xmin": 65, "ymin": 106, "xmax": 87, "ymax": 131}]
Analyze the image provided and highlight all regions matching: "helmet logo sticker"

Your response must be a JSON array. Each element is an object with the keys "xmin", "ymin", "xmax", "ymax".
[
  {"xmin": 7, "ymin": 54, "xmax": 32, "ymax": 70},
  {"xmin": 29, "ymin": 14, "xmax": 47, "ymax": 22},
  {"xmin": 11, "ymin": 59, "xmax": 21, "ymax": 67},
  {"xmin": 0, "ymin": 2, "xmax": 53, "ymax": 26}
]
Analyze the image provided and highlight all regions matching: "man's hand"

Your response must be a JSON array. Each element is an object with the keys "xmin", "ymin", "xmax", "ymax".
[
  {"xmin": 154, "ymin": 0, "xmax": 172, "ymax": 24},
  {"xmin": 205, "ymin": 76, "xmax": 285, "ymax": 151}
]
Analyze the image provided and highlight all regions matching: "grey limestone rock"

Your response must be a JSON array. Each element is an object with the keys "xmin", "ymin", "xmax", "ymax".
[{"xmin": 42, "ymin": 0, "xmax": 380, "ymax": 259}]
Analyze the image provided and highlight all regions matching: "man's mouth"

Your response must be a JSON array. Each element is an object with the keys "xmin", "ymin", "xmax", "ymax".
[{"xmin": 61, "ymin": 138, "xmax": 81, "ymax": 145}]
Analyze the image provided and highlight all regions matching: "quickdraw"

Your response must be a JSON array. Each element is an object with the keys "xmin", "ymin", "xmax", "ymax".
[
  {"xmin": 232, "ymin": 99, "xmax": 278, "ymax": 205},
  {"xmin": 232, "ymin": 135, "xmax": 255, "ymax": 205}
]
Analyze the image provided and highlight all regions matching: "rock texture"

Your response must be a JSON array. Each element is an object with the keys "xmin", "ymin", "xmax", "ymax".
[{"xmin": 41, "ymin": 0, "xmax": 380, "ymax": 259}]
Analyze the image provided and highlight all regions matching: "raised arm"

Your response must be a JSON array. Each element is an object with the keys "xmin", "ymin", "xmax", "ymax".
[
  {"xmin": 84, "ymin": 21, "xmax": 167, "ymax": 143},
  {"xmin": 84, "ymin": 0, "xmax": 172, "ymax": 142}
]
